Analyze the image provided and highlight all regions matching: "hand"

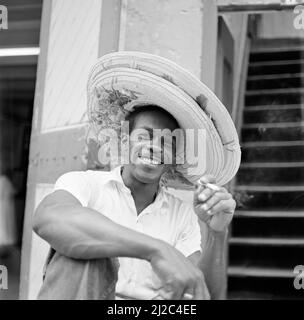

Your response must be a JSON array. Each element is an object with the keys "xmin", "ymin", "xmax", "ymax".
[
  {"xmin": 193, "ymin": 175, "xmax": 236, "ymax": 232},
  {"xmin": 149, "ymin": 241, "xmax": 209, "ymax": 300}
]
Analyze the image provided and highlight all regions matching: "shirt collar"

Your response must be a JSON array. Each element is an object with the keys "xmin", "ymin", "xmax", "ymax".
[{"xmin": 108, "ymin": 165, "xmax": 169, "ymax": 210}]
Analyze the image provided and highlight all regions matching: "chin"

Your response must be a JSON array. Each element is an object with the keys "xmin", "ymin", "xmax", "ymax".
[{"xmin": 132, "ymin": 162, "xmax": 164, "ymax": 184}]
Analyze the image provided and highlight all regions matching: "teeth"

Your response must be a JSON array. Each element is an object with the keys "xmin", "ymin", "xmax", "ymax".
[{"xmin": 140, "ymin": 157, "xmax": 159, "ymax": 165}]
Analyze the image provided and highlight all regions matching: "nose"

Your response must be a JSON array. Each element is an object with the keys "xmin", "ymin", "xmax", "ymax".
[{"xmin": 147, "ymin": 144, "xmax": 162, "ymax": 159}]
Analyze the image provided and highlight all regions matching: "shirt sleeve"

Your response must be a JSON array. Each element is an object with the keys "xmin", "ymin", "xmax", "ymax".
[
  {"xmin": 175, "ymin": 203, "xmax": 202, "ymax": 257},
  {"xmin": 53, "ymin": 171, "xmax": 92, "ymax": 207}
]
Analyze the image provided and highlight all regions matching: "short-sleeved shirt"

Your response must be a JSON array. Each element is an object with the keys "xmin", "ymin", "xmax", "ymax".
[{"xmin": 53, "ymin": 165, "xmax": 205, "ymax": 300}]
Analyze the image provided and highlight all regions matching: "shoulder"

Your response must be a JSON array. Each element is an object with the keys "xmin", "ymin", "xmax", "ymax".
[
  {"xmin": 56, "ymin": 169, "xmax": 113, "ymax": 186},
  {"xmin": 53, "ymin": 170, "xmax": 115, "ymax": 207}
]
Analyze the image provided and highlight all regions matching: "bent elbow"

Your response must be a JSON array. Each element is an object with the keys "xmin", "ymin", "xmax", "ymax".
[{"xmin": 32, "ymin": 205, "xmax": 57, "ymax": 239}]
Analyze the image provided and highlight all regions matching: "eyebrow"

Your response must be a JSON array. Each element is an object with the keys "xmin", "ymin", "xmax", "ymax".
[{"xmin": 140, "ymin": 127, "xmax": 154, "ymax": 136}]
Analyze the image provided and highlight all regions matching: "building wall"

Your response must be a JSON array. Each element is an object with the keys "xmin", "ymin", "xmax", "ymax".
[
  {"xmin": 258, "ymin": 11, "xmax": 303, "ymax": 39},
  {"xmin": 123, "ymin": 0, "xmax": 204, "ymax": 78}
]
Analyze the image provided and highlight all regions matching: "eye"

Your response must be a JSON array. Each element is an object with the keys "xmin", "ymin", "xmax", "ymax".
[{"xmin": 138, "ymin": 134, "xmax": 150, "ymax": 142}]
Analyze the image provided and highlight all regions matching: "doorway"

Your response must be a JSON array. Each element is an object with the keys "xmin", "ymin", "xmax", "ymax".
[{"xmin": 0, "ymin": 0, "xmax": 42, "ymax": 300}]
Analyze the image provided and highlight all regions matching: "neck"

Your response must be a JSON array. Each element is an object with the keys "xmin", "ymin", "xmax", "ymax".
[{"xmin": 121, "ymin": 166, "xmax": 160, "ymax": 204}]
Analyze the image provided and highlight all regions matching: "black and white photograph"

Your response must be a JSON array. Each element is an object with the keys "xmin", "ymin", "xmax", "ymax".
[{"xmin": 0, "ymin": 0, "xmax": 304, "ymax": 304}]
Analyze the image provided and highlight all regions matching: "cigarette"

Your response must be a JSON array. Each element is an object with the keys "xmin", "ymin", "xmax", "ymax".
[{"xmin": 197, "ymin": 180, "xmax": 221, "ymax": 192}]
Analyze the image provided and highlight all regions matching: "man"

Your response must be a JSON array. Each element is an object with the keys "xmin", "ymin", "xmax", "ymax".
[{"xmin": 33, "ymin": 52, "xmax": 241, "ymax": 300}]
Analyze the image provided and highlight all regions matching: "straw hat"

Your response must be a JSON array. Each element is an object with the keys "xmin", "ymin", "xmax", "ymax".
[{"xmin": 87, "ymin": 51, "xmax": 241, "ymax": 188}]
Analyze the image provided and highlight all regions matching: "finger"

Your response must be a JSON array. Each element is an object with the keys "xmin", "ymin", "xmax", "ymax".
[
  {"xmin": 158, "ymin": 284, "xmax": 184, "ymax": 300},
  {"xmin": 208, "ymin": 198, "xmax": 236, "ymax": 216},
  {"xmin": 193, "ymin": 277, "xmax": 206, "ymax": 300},
  {"xmin": 155, "ymin": 289, "xmax": 174, "ymax": 300},
  {"xmin": 200, "ymin": 192, "xmax": 232, "ymax": 213},
  {"xmin": 199, "ymin": 175, "xmax": 216, "ymax": 185},
  {"xmin": 195, "ymin": 187, "xmax": 216, "ymax": 203},
  {"xmin": 195, "ymin": 185, "xmax": 226, "ymax": 203},
  {"xmin": 195, "ymin": 206, "xmax": 212, "ymax": 223}
]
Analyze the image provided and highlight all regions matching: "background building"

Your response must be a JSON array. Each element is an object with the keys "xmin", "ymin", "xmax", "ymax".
[{"xmin": 0, "ymin": 0, "xmax": 303, "ymax": 299}]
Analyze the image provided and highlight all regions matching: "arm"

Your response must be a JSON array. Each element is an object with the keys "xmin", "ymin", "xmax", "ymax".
[
  {"xmin": 192, "ymin": 176, "xmax": 236, "ymax": 300},
  {"xmin": 33, "ymin": 190, "xmax": 162, "ymax": 260},
  {"xmin": 33, "ymin": 189, "xmax": 206, "ymax": 300},
  {"xmin": 187, "ymin": 224, "xmax": 227, "ymax": 300},
  {"xmin": 198, "ymin": 224, "xmax": 228, "ymax": 299}
]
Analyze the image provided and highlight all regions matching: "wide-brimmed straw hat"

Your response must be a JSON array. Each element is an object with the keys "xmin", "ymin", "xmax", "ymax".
[{"xmin": 87, "ymin": 51, "xmax": 241, "ymax": 188}]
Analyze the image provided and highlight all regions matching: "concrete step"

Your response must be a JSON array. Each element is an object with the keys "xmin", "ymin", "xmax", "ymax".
[
  {"xmin": 241, "ymin": 126, "xmax": 304, "ymax": 143},
  {"xmin": 235, "ymin": 210, "xmax": 304, "ymax": 218},
  {"xmin": 228, "ymin": 266, "xmax": 294, "ymax": 278},
  {"xmin": 249, "ymin": 50, "xmax": 303, "ymax": 63},
  {"xmin": 237, "ymin": 166, "xmax": 304, "ymax": 185},
  {"xmin": 230, "ymin": 237, "xmax": 304, "ymax": 246},
  {"xmin": 242, "ymin": 144, "xmax": 304, "ymax": 163},
  {"xmin": 247, "ymin": 75, "xmax": 304, "ymax": 91},
  {"xmin": 243, "ymin": 106, "xmax": 304, "ymax": 124},
  {"xmin": 248, "ymin": 61, "xmax": 304, "ymax": 76},
  {"xmin": 231, "ymin": 215, "xmax": 304, "ymax": 238},
  {"xmin": 233, "ymin": 189, "xmax": 304, "ymax": 210},
  {"xmin": 229, "ymin": 244, "xmax": 304, "ymax": 269},
  {"xmin": 245, "ymin": 91, "xmax": 302, "ymax": 106}
]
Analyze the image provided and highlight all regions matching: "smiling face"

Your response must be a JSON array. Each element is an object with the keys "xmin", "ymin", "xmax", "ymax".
[{"xmin": 124, "ymin": 106, "xmax": 179, "ymax": 184}]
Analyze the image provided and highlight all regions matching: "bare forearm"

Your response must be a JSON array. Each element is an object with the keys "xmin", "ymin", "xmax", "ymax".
[
  {"xmin": 33, "ymin": 204, "xmax": 161, "ymax": 261},
  {"xmin": 198, "ymin": 223, "xmax": 228, "ymax": 300}
]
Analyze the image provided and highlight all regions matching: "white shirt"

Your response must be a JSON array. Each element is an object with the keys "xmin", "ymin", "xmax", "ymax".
[{"xmin": 53, "ymin": 165, "xmax": 206, "ymax": 300}]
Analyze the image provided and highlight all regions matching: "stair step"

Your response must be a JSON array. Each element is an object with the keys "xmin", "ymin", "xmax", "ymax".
[
  {"xmin": 249, "ymin": 59, "xmax": 304, "ymax": 67},
  {"xmin": 229, "ymin": 244, "xmax": 304, "ymax": 268},
  {"xmin": 228, "ymin": 266, "xmax": 294, "ymax": 278},
  {"xmin": 234, "ymin": 190, "xmax": 304, "ymax": 210},
  {"xmin": 249, "ymin": 50, "xmax": 303, "ymax": 63},
  {"xmin": 231, "ymin": 215, "xmax": 304, "ymax": 238},
  {"xmin": 228, "ymin": 277, "xmax": 302, "ymax": 300},
  {"xmin": 247, "ymin": 72, "xmax": 304, "ymax": 81},
  {"xmin": 243, "ymin": 107, "xmax": 303, "ymax": 124},
  {"xmin": 235, "ymin": 185, "xmax": 304, "ymax": 192},
  {"xmin": 237, "ymin": 166, "xmax": 304, "ymax": 185},
  {"xmin": 244, "ymin": 104, "xmax": 304, "ymax": 111},
  {"xmin": 241, "ymin": 162, "xmax": 304, "ymax": 168},
  {"xmin": 248, "ymin": 62, "xmax": 304, "ymax": 76},
  {"xmin": 245, "ymin": 91, "xmax": 302, "ymax": 106},
  {"xmin": 246, "ymin": 88, "xmax": 304, "ymax": 96},
  {"xmin": 242, "ymin": 144, "xmax": 304, "ymax": 162},
  {"xmin": 230, "ymin": 237, "xmax": 304, "ymax": 246},
  {"xmin": 247, "ymin": 75, "xmax": 304, "ymax": 91},
  {"xmin": 243, "ymin": 120, "xmax": 304, "ymax": 128},
  {"xmin": 235, "ymin": 210, "xmax": 304, "ymax": 218},
  {"xmin": 242, "ymin": 140, "xmax": 304, "ymax": 147},
  {"xmin": 241, "ymin": 126, "xmax": 304, "ymax": 143}
]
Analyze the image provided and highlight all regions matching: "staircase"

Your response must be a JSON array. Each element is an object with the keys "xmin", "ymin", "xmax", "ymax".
[{"xmin": 228, "ymin": 39, "xmax": 304, "ymax": 300}]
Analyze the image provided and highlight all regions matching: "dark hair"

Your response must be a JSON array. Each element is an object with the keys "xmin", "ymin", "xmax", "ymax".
[{"xmin": 125, "ymin": 104, "xmax": 179, "ymax": 132}]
